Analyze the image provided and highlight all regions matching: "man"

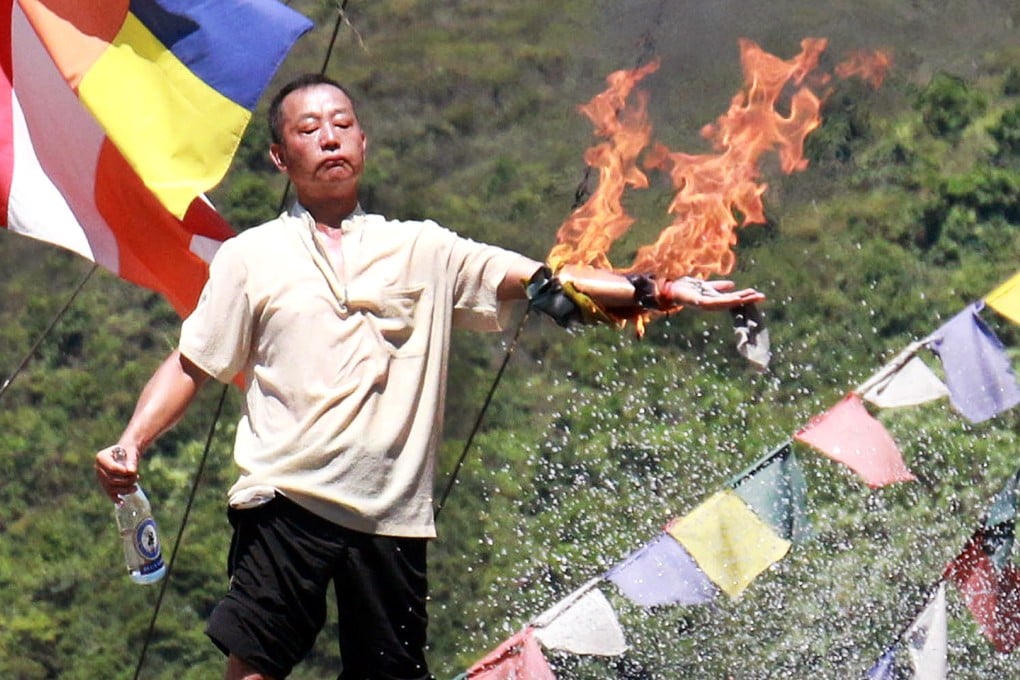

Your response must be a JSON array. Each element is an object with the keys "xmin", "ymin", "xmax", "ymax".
[{"xmin": 95, "ymin": 73, "xmax": 764, "ymax": 679}]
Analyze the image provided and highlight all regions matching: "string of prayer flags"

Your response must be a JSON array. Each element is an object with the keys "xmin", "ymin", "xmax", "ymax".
[
  {"xmin": 728, "ymin": 441, "xmax": 812, "ymax": 543},
  {"xmin": 986, "ymin": 270, "xmax": 1020, "ymax": 325},
  {"xmin": 943, "ymin": 469, "xmax": 1020, "ymax": 654},
  {"xmin": 666, "ymin": 490, "xmax": 791, "ymax": 599},
  {"xmin": 605, "ymin": 533, "xmax": 718, "ymax": 607},
  {"xmin": 531, "ymin": 578, "xmax": 628, "ymax": 656},
  {"xmin": 461, "ymin": 269, "xmax": 1020, "ymax": 674},
  {"xmin": 861, "ymin": 355, "xmax": 950, "ymax": 410},
  {"xmin": 929, "ymin": 302, "xmax": 1020, "ymax": 424},
  {"xmin": 466, "ymin": 627, "xmax": 556, "ymax": 680},
  {"xmin": 905, "ymin": 582, "xmax": 948, "ymax": 679},
  {"xmin": 794, "ymin": 393, "xmax": 915, "ymax": 488}
]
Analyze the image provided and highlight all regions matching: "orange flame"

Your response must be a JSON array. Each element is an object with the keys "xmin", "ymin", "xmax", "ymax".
[
  {"xmin": 548, "ymin": 38, "xmax": 891, "ymax": 287},
  {"xmin": 547, "ymin": 59, "xmax": 659, "ymax": 272},
  {"xmin": 835, "ymin": 49, "xmax": 892, "ymax": 88},
  {"xmin": 631, "ymin": 37, "xmax": 827, "ymax": 279}
]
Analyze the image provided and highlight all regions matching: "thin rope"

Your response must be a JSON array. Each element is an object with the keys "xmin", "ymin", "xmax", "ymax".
[
  {"xmin": 0, "ymin": 263, "xmax": 97, "ymax": 403},
  {"xmin": 434, "ymin": 307, "xmax": 530, "ymax": 520},
  {"xmin": 132, "ymin": 382, "xmax": 229, "ymax": 680}
]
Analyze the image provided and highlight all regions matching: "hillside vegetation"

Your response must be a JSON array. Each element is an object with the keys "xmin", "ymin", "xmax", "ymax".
[{"xmin": 0, "ymin": 1, "xmax": 1018, "ymax": 677}]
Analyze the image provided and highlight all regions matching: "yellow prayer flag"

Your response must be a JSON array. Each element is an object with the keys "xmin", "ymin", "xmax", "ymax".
[
  {"xmin": 985, "ymin": 271, "xmax": 1020, "ymax": 326},
  {"xmin": 667, "ymin": 490, "xmax": 791, "ymax": 599}
]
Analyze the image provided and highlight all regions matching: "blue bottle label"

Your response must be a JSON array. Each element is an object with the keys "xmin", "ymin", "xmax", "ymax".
[
  {"xmin": 138, "ymin": 555, "xmax": 165, "ymax": 576},
  {"xmin": 134, "ymin": 517, "xmax": 162, "ymax": 562}
]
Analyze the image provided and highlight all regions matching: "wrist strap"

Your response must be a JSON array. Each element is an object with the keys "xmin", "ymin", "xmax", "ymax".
[{"xmin": 525, "ymin": 266, "xmax": 614, "ymax": 327}]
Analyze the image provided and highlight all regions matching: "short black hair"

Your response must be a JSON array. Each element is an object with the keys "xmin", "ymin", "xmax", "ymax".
[{"xmin": 267, "ymin": 73, "xmax": 356, "ymax": 145}]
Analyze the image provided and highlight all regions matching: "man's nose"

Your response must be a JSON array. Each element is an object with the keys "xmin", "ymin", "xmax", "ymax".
[{"xmin": 320, "ymin": 125, "xmax": 340, "ymax": 149}]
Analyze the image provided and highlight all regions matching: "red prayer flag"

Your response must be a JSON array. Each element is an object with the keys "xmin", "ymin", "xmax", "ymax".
[
  {"xmin": 944, "ymin": 531, "xmax": 1020, "ymax": 654},
  {"xmin": 466, "ymin": 627, "xmax": 556, "ymax": 680},
  {"xmin": 794, "ymin": 392, "xmax": 915, "ymax": 488}
]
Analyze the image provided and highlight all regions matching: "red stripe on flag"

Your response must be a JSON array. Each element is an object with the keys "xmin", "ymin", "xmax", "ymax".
[
  {"xmin": 944, "ymin": 532, "xmax": 1020, "ymax": 653},
  {"xmin": 0, "ymin": 0, "xmax": 16, "ymax": 221},
  {"xmin": 94, "ymin": 138, "xmax": 234, "ymax": 317}
]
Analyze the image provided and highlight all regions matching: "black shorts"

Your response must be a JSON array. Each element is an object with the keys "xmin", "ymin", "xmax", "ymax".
[{"xmin": 205, "ymin": 495, "xmax": 431, "ymax": 679}]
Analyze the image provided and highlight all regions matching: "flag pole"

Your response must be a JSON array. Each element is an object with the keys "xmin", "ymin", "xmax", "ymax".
[{"xmin": 0, "ymin": 263, "xmax": 98, "ymax": 403}]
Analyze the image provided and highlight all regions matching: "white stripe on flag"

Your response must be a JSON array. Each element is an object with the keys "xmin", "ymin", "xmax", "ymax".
[{"xmin": 7, "ymin": 4, "xmax": 118, "ymax": 269}]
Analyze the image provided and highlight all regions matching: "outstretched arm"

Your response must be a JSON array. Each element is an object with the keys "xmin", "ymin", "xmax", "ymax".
[
  {"xmin": 557, "ymin": 264, "xmax": 765, "ymax": 312},
  {"xmin": 94, "ymin": 349, "xmax": 210, "ymax": 501},
  {"xmin": 497, "ymin": 258, "xmax": 765, "ymax": 315}
]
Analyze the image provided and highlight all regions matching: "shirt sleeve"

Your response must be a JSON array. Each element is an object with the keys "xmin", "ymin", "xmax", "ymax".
[
  {"xmin": 179, "ymin": 238, "xmax": 254, "ymax": 382},
  {"xmin": 447, "ymin": 232, "xmax": 537, "ymax": 332}
]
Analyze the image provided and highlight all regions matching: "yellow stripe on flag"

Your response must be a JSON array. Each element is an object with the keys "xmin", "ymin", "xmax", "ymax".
[
  {"xmin": 667, "ymin": 490, "xmax": 791, "ymax": 599},
  {"xmin": 77, "ymin": 12, "xmax": 250, "ymax": 219},
  {"xmin": 986, "ymin": 271, "xmax": 1020, "ymax": 326}
]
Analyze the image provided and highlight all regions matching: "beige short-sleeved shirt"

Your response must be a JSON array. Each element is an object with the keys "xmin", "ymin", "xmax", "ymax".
[{"xmin": 180, "ymin": 204, "xmax": 534, "ymax": 537}]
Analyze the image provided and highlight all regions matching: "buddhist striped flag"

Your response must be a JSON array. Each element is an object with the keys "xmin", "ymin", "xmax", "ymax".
[{"xmin": 0, "ymin": 0, "xmax": 312, "ymax": 315}]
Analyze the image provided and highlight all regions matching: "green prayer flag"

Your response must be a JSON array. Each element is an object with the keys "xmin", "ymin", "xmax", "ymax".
[
  {"xmin": 983, "ymin": 468, "xmax": 1020, "ymax": 570},
  {"xmin": 730, "ymin": 442, "xmax": 812, "ymax": 543}
]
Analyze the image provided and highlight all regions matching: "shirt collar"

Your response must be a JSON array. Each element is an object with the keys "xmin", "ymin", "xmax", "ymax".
[{"xmin": 289, "ymin": 202, "xmax": 366, "ymax": 234}]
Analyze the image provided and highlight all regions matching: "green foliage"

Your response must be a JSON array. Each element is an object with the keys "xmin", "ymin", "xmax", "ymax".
[
  {"xmin": 216, "ymin": 172, "xmax": 281, "ymax": 230},
  {"xmin": 805, "ymin": 80, "xmax": 875, "ymax": 166},
  {"xmin": 989, "ymin": 102, "xmax": 1020, "ymax": 163},
  {"xmin": 921, "ymin": 167, "xmax": 1020, "ymax": 261},
  {"xmin": 1005, "ymin": 67, "xmax": 1020, "ymax": 96},
  {"xmin": 915, "ymin": 72, "xmax": 988, "ymax": 142}
]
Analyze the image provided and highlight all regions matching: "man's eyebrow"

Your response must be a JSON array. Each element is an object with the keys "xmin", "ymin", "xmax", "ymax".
[{"xmin": 296, "ymin": 107, "xmax": 354, "ymax": 119}]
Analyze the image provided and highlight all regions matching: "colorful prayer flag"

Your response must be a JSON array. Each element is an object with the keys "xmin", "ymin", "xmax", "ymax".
[
  {"xmin": 729, "ymin": 441, "xmax": 812, "ymax": 543},
  {"xmin": 466, "ymin": 628, "xmax": 556, "ymax": 680},
  {"xmin": 983, "ymin": 468, "xmax": 1020, "ymax": 570},
  {"xmin": 532, "ymin": 578, "xmax": 628, "ymax": 656},
  {"xmin": 861, "ymin": 355, "xmax": 949, "ymax": 409},
  {"xmin": 943, "ymin": 531, "xmax": 1020, "ymax": 654},
  {"xmin": 906, "ymin": 582, "xmax": 947, "ymax": 679},
  {"xmin": 605, "ymin": 533, "xmax": 718, "ymax": 607},
  {"xmin": 864, "ymin": 646, "xmax": 900, "ymax": 680},
  {"xmin": 929, "ymin": 302, "xmax": 1020, "ymax": 423},
  {"xmin": 986, "ymin": 270, "xmax": 1020, "ymax": 326},
  {"xmin": 666, "ymin": 490, "xmax": 791, "ymax": 600},
  {"xmin": 1, "ymin": 0, "xmax": 312, "ymax": 316},
  {"xmin": 794, "ymin": 393, "xmax": 915, "ymax": 488}
]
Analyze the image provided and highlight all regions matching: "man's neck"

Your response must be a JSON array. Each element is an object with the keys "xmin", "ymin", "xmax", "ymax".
[{"xmin": 302, "ymin": 195, "xmax": 358, "ymax": 229}]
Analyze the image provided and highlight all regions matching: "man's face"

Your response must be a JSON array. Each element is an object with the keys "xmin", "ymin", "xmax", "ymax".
[{"xmin": 269, "ymin": 84, "xmax": 367, "ymax": 206}]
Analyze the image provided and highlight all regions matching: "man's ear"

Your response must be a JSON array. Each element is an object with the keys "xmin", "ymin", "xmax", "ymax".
[{"xmin": 269, "ymin": 143, "xmax": 287, "ymax": 172}]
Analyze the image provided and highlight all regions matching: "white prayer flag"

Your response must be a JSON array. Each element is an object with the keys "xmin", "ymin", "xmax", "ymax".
[
  {"xmin": 532, "ymin": 578, "xmax": 628, "ymax": 656},
  {"xmin": 906, "ymin": 582, "xmax": 947, "ymax": 679},
  {"xmin": 863, "ymin": 356, "xmax": 949, "ymax": 409}
]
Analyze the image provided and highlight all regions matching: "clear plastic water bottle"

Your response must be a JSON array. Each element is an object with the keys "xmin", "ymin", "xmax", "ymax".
[{"xmin": 115, "ymin": 486, "xmax": 166, "ymax": 584}]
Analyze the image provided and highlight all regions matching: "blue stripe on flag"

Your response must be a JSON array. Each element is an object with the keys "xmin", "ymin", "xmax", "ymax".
[{"xmin": 129, "ymin": 0, "xmax": 313, "ymax": 110}]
